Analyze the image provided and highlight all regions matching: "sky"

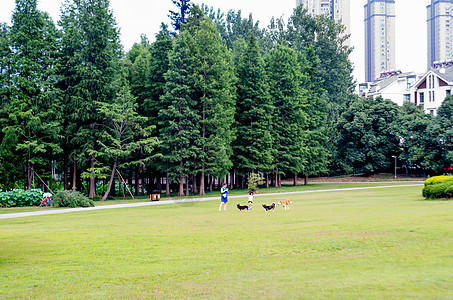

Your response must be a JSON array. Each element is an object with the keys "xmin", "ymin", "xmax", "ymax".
[{"xmin": 0, "ymin": 0, "xmax": 429, "ymax": 84}]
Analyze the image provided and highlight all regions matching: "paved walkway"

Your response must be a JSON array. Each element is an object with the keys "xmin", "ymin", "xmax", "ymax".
[{"xmin": 0, "ymin": 184, "xmax": 423, "ymax": 220}]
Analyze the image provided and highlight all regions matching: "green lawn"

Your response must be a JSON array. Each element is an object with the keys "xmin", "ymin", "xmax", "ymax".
[{"xmin": 1, "ymin": 185, "xmax": 452, "ymax": 299}]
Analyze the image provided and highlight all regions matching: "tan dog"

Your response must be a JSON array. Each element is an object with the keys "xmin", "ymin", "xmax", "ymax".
[{"xmin": 277, "ymin": 200, "xmax": 292, "ymax": 210}]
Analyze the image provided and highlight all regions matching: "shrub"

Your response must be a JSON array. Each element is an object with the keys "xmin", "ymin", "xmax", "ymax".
[
  {"xmin": 52, "ymin": 190, "xmax": 94, "ymax": 208},
  {"xmin": 247, "ymin": 173, "xmax": 265, "ymax": 191},
  {"xmin": 424, "ymin": 175, "xmax": 453, "ymax": 186},
  {"xmin": 422, "ymin": 181, "xmax": 453, "ymax": 199},
  {"xmin": 0, "ymin": 189, "xmax": 43, "ymax": 207}
]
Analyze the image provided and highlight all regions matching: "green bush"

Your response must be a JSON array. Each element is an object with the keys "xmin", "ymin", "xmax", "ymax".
[
  {"xmin": 422, "ymin": 181, "xmax": 453, "ymax": 199},
  {"xmin": 0, "ymin": 189, "xmax": 43, "ymax": 207},
  {"xmin": 424, "ymin": 175, "xmax": 453, "ymax": 186},
  {"xmin": 52, "ymin": 190, "xmax": 94, "ymax": 208}
]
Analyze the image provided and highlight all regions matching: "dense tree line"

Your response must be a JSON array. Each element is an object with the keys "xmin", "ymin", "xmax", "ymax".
[{"xmin": 0, "ymin": 0, "xmax": 450, "ymax": 197}]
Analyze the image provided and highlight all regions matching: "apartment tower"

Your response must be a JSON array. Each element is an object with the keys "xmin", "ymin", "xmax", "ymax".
[
  {"xmin": 364, "ymin": 0, "xmax": 396, "ymax": 82},
  {"xmin": 295, "ymin": 0, "xmax": 351, "ymax": 43},
  {"xmin": 427, "ymin": 0, "xmax": 453, "ymax": 68}
]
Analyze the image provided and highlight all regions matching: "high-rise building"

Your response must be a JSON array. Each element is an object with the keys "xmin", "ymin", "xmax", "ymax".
[
  {"xmin": 427, "ymin": 0, "xmax": 453, "ymax": 69},
  {"xmin": 364, "ymin": 0, "xmax": 396, "ymax": 82},
  {"xmin": 295, "ymin": 0, "xmax": 351, "ymax": 43}
]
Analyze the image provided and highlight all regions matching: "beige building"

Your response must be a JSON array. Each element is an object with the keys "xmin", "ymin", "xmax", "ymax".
[
  {"xmin": 364, "ymin": 0, "xmax": 396, "ymax": 82},
  {"xmin": 295, "ymin": 0, "xmax": 351, "ymax": 44}
]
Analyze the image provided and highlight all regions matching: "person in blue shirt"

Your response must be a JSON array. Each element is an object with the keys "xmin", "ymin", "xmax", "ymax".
[{"xmin": 219, "ymin": 183, "xmax": 228, "ymax": 211}]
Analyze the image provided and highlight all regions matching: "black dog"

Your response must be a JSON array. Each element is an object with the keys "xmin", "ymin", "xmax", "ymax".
[
  {"xmin": 237, "ymin": 204, "xmax": 249, "ymax": 211},
  {"xmin": 262, "ymin": 203, "xmax": 275, "ymax": 212}
]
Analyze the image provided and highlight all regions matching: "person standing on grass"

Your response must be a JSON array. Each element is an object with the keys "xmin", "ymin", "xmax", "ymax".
[
  {"xmin": 219, "ymin": 183, "xmax": 228, "ymax": 211},
  {"xmin": 248, "ymin": 191, "xmax": 254, "ymax": 210}
]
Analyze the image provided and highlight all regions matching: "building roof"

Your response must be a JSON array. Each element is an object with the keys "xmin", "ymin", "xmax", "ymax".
[
  {"xmin": 368, "ymin": 72, "xmax": 417, "ymax": 94},
  {"xmin": 413, "ymin": 65, "xmax": 453, "ymax": 90}
]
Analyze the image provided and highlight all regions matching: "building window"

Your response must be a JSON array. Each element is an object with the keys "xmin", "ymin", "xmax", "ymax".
[
  {"xmin": 420, "ymin": 92, "xmax": 424, "ymax": 103},
  {"xmin": 430, "ymin": 110, "xmax": 435, "ymax": 115},
  {"xmin": 447, "ymin": 90, "xmax": 451, "ymax": 96},
  {"xmin": 404, "ymin": 94, "xmax": 411, "ymax": 103}
]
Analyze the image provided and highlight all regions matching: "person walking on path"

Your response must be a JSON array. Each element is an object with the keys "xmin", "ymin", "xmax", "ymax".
[{"xmin": 219, "ymin": 183, "xmax": 228, "ymax": 211}]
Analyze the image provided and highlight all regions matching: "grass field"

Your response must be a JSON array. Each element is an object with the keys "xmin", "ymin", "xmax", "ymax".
[{"xmin": 1, "ymin": 184, "xmax": 452, "ymax": 299}]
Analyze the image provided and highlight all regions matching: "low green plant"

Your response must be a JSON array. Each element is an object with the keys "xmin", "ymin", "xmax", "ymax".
[
  {"xmin": 424, "ymin": 175, "xmax": 453, "ymax": 186},
  {"xmin": 422, "ymin": 181, "xmax": 453, "ymax": 199},
  {"xmin": 52, "ymin": 189, "xmax": 94, "ymax": 208},
  {"xmin": 0, "ymin": 189, "xmax": 43, "ymax": 207}
]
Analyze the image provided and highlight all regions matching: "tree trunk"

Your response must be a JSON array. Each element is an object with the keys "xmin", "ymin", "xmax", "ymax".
[
  {"xmin": 101, "ymin": 160, "xmax": 117, "ymax": 201},
  {"xmin": 209, "ymin": 175, "xmax": 214, "ymax": 192},
  {"xmin": 135, "ymin": 165, "xmax": 140, "ymax": 196},
  {"xmin": 200, "ymin": 168, "xmax": 205, "ymax": 195},
  {"xmin": 89, "ymin": 156, "xmax": 96, "ymax": 198},
  {"xmin": 165, "ymin": 171, "xmax": 170, "ymax": 196},
  {"xmin": 192, "ymin": 173, "xmax": 198, "ymax": 194},
  {"xmin": 294, "ymin": 173, "xmax": 298, "ymax": 186},
  {"xmin": 185, "ymin": 176, "xmax": 190, "ymax": 196},
  {"xmin": 179, "ymin": 176, "xmax": 184, "ymax": 196},
  {"xmin": 72, "ymin": 157, "xmax": 77, "ymax": 190},
  {"xmin": 64, "ymin": 147, "xmax": 68, "ymax": 190},
  {"xmin": 265, "ymin": 173, "xmax": 269, "ymax": 188},
  {"xmin": 304, "ymin": 173, "xmax": 308, "ymax": 186}
]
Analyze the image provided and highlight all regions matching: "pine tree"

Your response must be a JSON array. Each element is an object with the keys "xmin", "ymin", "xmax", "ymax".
[
  {"xmin": 266, "ymin": 44, "xmax": 308, "ymax": 186},
  {"xmin": 147, "ymin": 24, "xmax": 174, "ymax": 125},
  {"xmin": 233, "ymin": 35, "xmax": 273, "ymax": 182},
  {"xmin": 8, "ymin": 0, "xmax": 62, "ymax": 190},
  {"xmin": 169, "ymin": 0, "xmax": 192, "ymax": 32},
  {"xmin": 0, "ymin": 127, "xmax": 22, "ymax": 190},
  {"xmin": 96, "ymin": 79, "xmax": 159, "ymax": 201},
  {"xmin": 58, "ymin": 0, "xmax": 122, "ymax": 197},
  {"xmin": 159, "ymin": 31, "xmax": 199, "ymax": 196},
  {"xmin": 299, "ymin": 46, "xmax": 329, "ymax": 183},
  {"xmin": 0, "ymin": 23, "xmax": 11, "ymax": 107},
  {"xmin": 187, "ymin": 7, "xmax": 236, "ymax": 194}
]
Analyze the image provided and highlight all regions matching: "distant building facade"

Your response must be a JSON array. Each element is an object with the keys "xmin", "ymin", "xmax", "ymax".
[
  {"xmin": 363, "ymin": 71, "xmax": 420, "ymax": 106},
  {"xmin": 364, "ymin": 0, "xmax": 396, "ymax": 82},
  {"xmin": 296, "ymin": 0, "xmax": 350, "ymax": 44},
  {"xmin": 413, "ymin": 62, "xmax": 453, "ymax": 115},
  {"xmin": 427, "ymin": 0, "xmax": 453, "ymax": 69}
]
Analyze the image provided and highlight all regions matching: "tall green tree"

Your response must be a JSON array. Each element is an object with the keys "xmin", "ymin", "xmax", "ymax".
[
  {"xmin": 232, "ymin": 35, "xmax": 273, "ymax": 182},
  {"xmin": 336, "ymin": 97, "xmax": 400, "ymax": 175},
  {"xmin": 147, "ymin": 23, "xmax": 174, "ymax": 125},
  {"xmin": 96, "ymin": 81, "xmax": 159, "ymax": 201},
  {"xmin": 8, "ymin": 0, "xmax": 61, "ymax": 190},
  {"xmin": 187, "ymin": 7, "xmax": 236, "ymax": 194},
  {"xmin": 398, "ymin": 103, "xmax": 439, "ymax": 174},
  {"xmin": 299, "ymin": 46, "xmax": 329, "ymax": 182},
  {"xmin": 0, "ymin": 127, "xmax": 22, "ymax": 190},
  {"xmin": 432, "ymin": 95, "xmax": 453, "ymax": 171},
  {"xmin": 169, "ymin": 0, "xmax": 192, "ymax": 32},
  {"xmin": 159, "ymin": 31, "xmax": 199, "ymax": 196},
  {"xmin": 0, "ymin": 23, "xmax": 11, "ymax": 107},
  {"xmin": 265, "ymin": 43, "xmax": 308, "ymax": 186},
  {"xmin": 58, "ymin": 0, "xmax": 122, "ymax": 197}
]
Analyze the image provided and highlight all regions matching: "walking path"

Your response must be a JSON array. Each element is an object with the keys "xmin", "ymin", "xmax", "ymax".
[{"xmin": 0, "ymin": 184, "xmax": 423, "ymax": 220}]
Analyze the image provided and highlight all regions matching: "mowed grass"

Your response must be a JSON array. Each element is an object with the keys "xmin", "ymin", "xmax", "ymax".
[{"xmin": 1, "ymin": 185, "xmax": 452, "ymax": 299}]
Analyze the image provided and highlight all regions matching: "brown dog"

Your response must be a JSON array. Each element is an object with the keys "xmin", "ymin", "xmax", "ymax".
[{"xmin": 277, "ymin": 200, "xmax": 292, "ymax": 210}]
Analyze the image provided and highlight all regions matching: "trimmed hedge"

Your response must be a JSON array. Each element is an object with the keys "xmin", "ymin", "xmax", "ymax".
[
  {"xmin": 422, "ymin": 181, "xmax": 453, "ymax": 199},
  {"xmin": 424, "ymin": 175, "xmax": 453, "ymax": 186},
  {"xmin": 0, "ymin": 189, "xmax": 43, "ymax": 207},
  {"xmin": 52, "ymin": 190, "xmax": 94, "ymax": 208}
]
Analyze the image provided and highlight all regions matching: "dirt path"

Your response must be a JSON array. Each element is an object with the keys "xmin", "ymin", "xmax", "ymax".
[{"xmin": 0, "ymin": 184, "xmax": 423, "ymax": 220}]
